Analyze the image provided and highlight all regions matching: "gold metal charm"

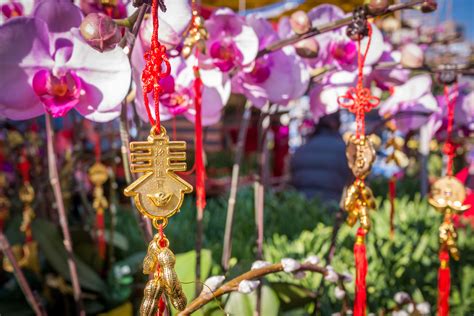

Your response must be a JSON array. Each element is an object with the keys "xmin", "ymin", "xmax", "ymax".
[
  {"xmin": 124, "ymin": 127, "xmax": 192, "ymax": 223},
  {"xmin": 345, "ymin": 134, "xmax": 376, "ymax": 179},
  {"xmin": 3, "ymin": 182, "xmax": 40, "ymax": 274},
  {"xmin": 385, "ymin": 135, "xmax": 409, "ymax": 168},
  {"xmin": 140, "ymin": 233, "xmax": 187, "ymax": 315},
  {"xmin": 343, "ymin": 179, "xmax": 376, "ymax": 232},
  {"xmin": 182, "ymin": 10, "xmax": 209, "ymax": 58},
  {"xmin": 429, "ymin": 176, "xmax": 470, "ymax": 213},
  {"xmin": 429, "ymin": 176, "xmax": 469, "ymax": 261}
]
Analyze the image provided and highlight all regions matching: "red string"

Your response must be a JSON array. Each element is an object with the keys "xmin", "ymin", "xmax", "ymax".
[
  {"xmin": 443, "ymin": 83, "xmax": 458, "ymax": 177},
  {"xmin": 141, "ymin": 0, "xmax": 171, "ymax": 132},
  {"xmin": 94, "ymin": 134, "xmax": 101, "ymax": 162},
  {"xmin": 337, "ymin": 24, "xmax": 379, "ymax": 138},
  {"xmin": 193, "ymin": 56, "xmax": 206, "ymax": 211}
]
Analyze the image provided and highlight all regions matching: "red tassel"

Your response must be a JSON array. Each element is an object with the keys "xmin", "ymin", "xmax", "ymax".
[
  {"xmin": 354, "ymin": 228, "xmax": 367, "ymax": 316},
  {"xmin": 193, "ymin": 63, "xmax": 206, "ymax": 211},
  {"xmin": 96, "ymin": 208, "xmax": 106, "ymax": 259},
  {"xmin": 437, "ymin": 250, "xmax": 450, "ymax": 316},
  {"xmin": 389, "ymin": 176, "xmax": 396, "ymax": 239},
  {"xmin": 158, "ymin": 295, "xmax": 166, "ymax": 316}
]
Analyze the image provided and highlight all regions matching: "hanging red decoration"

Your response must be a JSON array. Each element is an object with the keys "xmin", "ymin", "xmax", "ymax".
[{"xmin": 339, "ymin": 18, "xmax": 378, "ymax": 315}]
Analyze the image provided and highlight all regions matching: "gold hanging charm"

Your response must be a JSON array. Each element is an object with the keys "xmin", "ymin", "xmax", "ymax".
[
  {"xmin": 429, "ymin": 176, "xmax": 470, "ymax": 260},
  {"xmin": 124, "ymin": 126, "xmax": 192, "ymax": 315},
  {"xmin": 343, "ymin": 134, "xmax": 377, "ymax": 232},
  {"xmin": 182, "ymin": 10, "xmax": 208, "ymax": 58},
  {"xmin": 3, "ymin": 182, "xmax": 40, "ymax": 274}
]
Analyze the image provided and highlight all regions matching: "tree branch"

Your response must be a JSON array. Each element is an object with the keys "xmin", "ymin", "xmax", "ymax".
[{"xmin": 178, "ymin": 262, "xmax": 346, "ymax": 315}]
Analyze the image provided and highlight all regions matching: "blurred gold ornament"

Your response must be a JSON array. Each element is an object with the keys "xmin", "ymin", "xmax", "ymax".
[
  {"xmin": 385, "ymin": 135, "xmax": 409, "ymax": 168},
  {"xmin": 182, "ymin": 10, "xmax": 208, "ymax": 58},
  {"xmin": 343, "ymin": 179, "xmax": 376, "ymax": 232},
  {"xmin": 429, "ymin": 176, "xmax": 469, "ymax": 213},
  {"xmin": 345, "ymin": 134, "xmax": 376, "ymax": 179}
]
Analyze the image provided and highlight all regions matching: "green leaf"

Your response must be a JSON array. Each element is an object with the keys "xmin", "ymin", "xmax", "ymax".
[
  {"xmin": 270, "ymin": 282, "xmax": 316, "ymax": 311},
  {"xmin": 174, "ymin": 249, "xmax": 212, "ymax": 301},
  {"xmin": 224, "ymin": 285, "xmax": 280, "ymax": 316},
  {"xmin": 31, "ymin": 219, "xmax": 107, "ymax": 293}
]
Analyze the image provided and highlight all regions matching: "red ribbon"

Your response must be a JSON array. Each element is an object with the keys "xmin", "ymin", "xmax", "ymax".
[
  {"xmin": 96, "ymin": 209, "xmax": 106, "ymax": 259},
  {"xmin": 141, "ymin": 0, "xmax": 171, "ymax": 132}
]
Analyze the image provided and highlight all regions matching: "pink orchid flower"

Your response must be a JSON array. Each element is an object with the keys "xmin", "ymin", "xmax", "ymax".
[
  {"xmin": 379, "ymin": 75, "xmax": 439, "ymax": 134},
  {"xmin": 78, "ymin": 0, "xmax": 128, "ymax": 19},
  {"xmin": 0, "ymin": 0, "xmax": 33, "ymax": 24},
  {"xmin": 0, "ymin": 0, "xmax": 131, "ymax": 122},
  {"xmin": 232, "ymin": 16, "xmax": 309, "ymax": 108},
  {"xmin": 132, "ymin": 53, "xmax": 231, "ymax": 126},
  {"xmin": 137, "ymin": 0, "xmax": 191, "ymax": 50},
  {"xmin": 204, "ymin": 8, "xmax": 258, "ymax": 72}
]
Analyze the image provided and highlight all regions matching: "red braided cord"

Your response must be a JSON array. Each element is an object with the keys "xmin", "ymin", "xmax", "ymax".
[
  {"xmin": 443, "ymin": 83, "xmax": 458, "ymax": 177},
  {"xmin": 141, "ymin": 0, "xmax": 171, "ymax": 132},
  {"xmin": 337, "ymin": 24, "xmax": 379, "ymax": 138}
]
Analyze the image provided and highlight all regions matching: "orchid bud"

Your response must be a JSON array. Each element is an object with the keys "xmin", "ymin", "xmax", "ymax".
[
  {"xmin": 290, "ymin": 10, "xmax": 311, "ymax": 34},
  {"xmin": 80, "ymin": 13, "xmax": 121, "ymax": 52},
  {"xmin": 294, "ymin": 38, "xmax": 319, "ymax": 59},
  {"xmin": 400, "ymin": 43, "xmax": 424, "ymax": 68},
  {"xmin": 367, "ymin": 0, "xmax": 389, "ymax": 15}
]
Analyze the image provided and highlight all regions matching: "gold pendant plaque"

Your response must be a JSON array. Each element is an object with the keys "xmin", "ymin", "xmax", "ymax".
[
  {"xmin": 345, "ymin": 134, "xmax": 376, "ymax": 179},
  {"xmin": 124, "ymin": 127, "xmax": 193, "ymax": 222},
  {"xmin": 429, "ymin": 176, "xmax": 469, "ymax": 213}
]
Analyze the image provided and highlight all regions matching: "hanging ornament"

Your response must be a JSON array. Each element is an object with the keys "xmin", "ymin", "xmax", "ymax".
[
  {"xmin": 182, "ymin": 9, "xmax": 208, "ymax": 58},
  {"xmin": 123, "ymin": 0, "xmax": 192, "ymax": 313},
  {"xmin": 385, "ymin": 129, "xmax": 409, "ymax": 238},
  {"xmin": 428, "ymin": 82, "xmax": 469, "ymax": 316},
  {"xmin": 88, "ymin": 162, "xmax": 109, "ymax": 259},
  {"xmin": 3, "ymin": 151, "xmax": 40, "ymax": 275},
  {"xmin": 338, "ymin": 9, "xmax": 379, "ymax": 316}
]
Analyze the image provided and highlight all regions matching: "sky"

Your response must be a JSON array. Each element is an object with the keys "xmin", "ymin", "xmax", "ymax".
[{"xmin": 408, "ymin": 0, "xmax": 474, "ymax": 41}]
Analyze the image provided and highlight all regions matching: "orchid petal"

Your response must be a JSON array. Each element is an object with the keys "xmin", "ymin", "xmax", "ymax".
[
  {"xmin": 66, "ymin": 30, "xmax": 131, "ymax": 122},
  {"xmin": 360, "ymin": 23, "xmax": 384, "ymax": 66},
  {"xmin": 158, "ymin": 0, "xmax": 191, "ymax": 47},
  {"xmin": 0, "ymin": 17, "xmax": 53, "ymax": 120},
  {"xmin": 33, "ymin": 0, "xmax": 82, "ymax": 33}
]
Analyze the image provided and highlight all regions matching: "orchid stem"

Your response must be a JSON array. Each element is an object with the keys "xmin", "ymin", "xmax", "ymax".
[
  {"xmin": 221, "ymin": 102, "xmax": 252, "ymax": 272},
  {"xmin": 45, "ymin": 115, "xmax": 85, "ymax": 316},
  {"xmin": 0, "ymin": 232, "xmax": 46, "ymax": 316},
  {"xmin": 178, "ymin": 262, "xmax": 347, "ymax": 315},
  {"xmin": 257, "ymin": 0, "xmax": 426, "ymax": 58},
  {"xmin": 114, "ymin": 8, "xmax": 140, "ymax": 28}
]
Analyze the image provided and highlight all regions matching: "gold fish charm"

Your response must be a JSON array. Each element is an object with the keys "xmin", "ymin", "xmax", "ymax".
[{"xmin": 124, "ymin": 127, "xmax": 193, "ymax": 223}]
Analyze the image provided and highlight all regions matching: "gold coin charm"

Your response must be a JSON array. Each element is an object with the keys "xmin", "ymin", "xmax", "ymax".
[
  {"xmin": 345, "ymin": 134, "xmax": 376, "ymax": 179},
  {"xmin": 429, "ymin": 176, "xmax": 470, "ymax": 213},
  {"xmin": 124, "ymin": 127, "xmax": 193, "ymax": 222}
]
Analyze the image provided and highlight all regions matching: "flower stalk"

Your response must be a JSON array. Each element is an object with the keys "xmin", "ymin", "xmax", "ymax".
[{"xmin": 45, "ymin": 114, "xmax": 85, "ymax": 316}]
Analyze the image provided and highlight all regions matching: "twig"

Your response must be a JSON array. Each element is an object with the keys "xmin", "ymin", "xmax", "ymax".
[
  {"xmin": 257, "ymin": 0, "xmax": 426, "ymax": 58},
  {"xmin": 0, "ymin": 232, "xmax": 46, "ymax": 316},
  {"xmin": 178, "ymin": 262, "xmax": 346, "ymax": 315},
  {"xmin": 45, "ymin": 115, "xmax": 85, "ymax": 316},
  {"xmin": 221, "ymin": 102, "xmax": 252, "ymax": 271}
]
